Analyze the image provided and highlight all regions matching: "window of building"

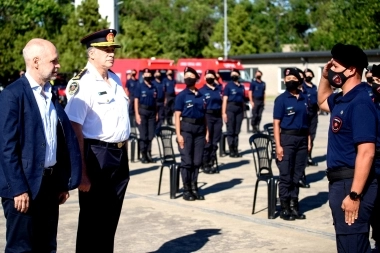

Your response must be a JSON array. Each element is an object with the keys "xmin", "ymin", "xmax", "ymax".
[
  {"xmin": 278, "ymin": 67, "xmax": 287, "ymax": 92},
  {"xmin": 244, "ymin": 68, "xmax": 257, "ymax": 81}
]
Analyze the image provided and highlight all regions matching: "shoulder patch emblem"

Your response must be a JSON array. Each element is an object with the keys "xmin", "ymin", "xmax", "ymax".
[
  {"xmin": 332, "ymin": 116, "xmax": 342, "ymax": 133},
  {"xmin": 68, "ymin": 81, "xmax": 79, "ymax": 95}
]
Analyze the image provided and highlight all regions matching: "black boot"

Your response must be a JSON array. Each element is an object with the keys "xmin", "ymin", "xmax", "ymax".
[
  {"xmin": 298, "ymin": 173, "xmax": 310, "ymax": 188},
  {"xmin": 229, "ymin": 145, "xmax": 236, "ymax": 158},
  {"xmin": 290, "ymin": 198, "xmax": 306, "ymax": 219},
  {"xmin": 147, "ymin": 152, "xmax": 154, "ymax": 163},
  {"xmin": 191, "ymin": 182, "xmax": 205, "ymax": 200},
  {"xmin": 307, "ymin": 156, "xmax": 318, "ymax": 166},
  {"xmin": 183, "ymin": 183, "xmax": 195, "ymax": 201},
  {"xmin": 141, "ymin": 152, "xmax": 148, "ymax": 164},
  {"xmin": 234, "ymin": 146, "xmax": 242, "ymax": 157},
  {"xmin": 202, "ymin": 161, "xmax": 213, "ymax": 174},
  {"xmin": 280, "ymin": 199, "xmax": 295, "ymax": 221},
  {"xmin": 167, "ymin": 117, "xmax": 173, "ymax": 126}
]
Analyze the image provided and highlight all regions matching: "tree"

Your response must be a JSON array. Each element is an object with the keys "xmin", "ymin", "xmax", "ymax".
[{"xmin": 55, "ymin": 0, "xmax": 108, "ymax": 73}]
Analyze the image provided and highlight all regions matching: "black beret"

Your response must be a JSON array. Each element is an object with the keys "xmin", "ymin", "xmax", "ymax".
[
  {"xmin": 331, "ymin": 43, "xmax": 368, "ymax": 70},
  {"xmin": 284, "ymin": 68, "xmax": 302, "ymax": 83},
  {"xmin": 81, "ymin": 29, "xmax": 121, "ymax": 49},
  {"xmin": 184, "ymin": 67, "xmax": 200, "ymax": 79},
  {"xmin": 372, "ymin": 65, "xmax": 380, "ymax": 78},
  {"xmin": 205, "ymin": 70, "xmax": 216, "ymax": 77},
  {"xmin": 304, "ymin": 68, "xmax": 314, "ymax": 77},
  {"xmin": 142, "ymin": 68, "xmax": 151, "ymax": 74},
  {"xmin": 231, "ymin": 68, "xmax": 240, "ymax": 75}
]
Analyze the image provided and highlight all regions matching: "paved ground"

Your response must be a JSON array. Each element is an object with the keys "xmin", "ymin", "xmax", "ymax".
[{"xmin": 0, "ymin": 101, "xmax": 373, "ymax": 252}]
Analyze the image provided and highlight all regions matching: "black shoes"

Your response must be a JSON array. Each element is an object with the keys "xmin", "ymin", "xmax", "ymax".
[
  {"xmin": 146, "ymin": 152, "xmax": 154, "ymax": 163},
  {"xmin": 183, "ymin": 183, "xmax": 195, "ymax": 201},
  {"xmin": 141, "ymin": 153, "xmax": 149, "ymax": 164},
  {"xmin": 290, "ymin": 198, "xmax": 306, "ymax": 219},
  {"xmin": 191, "ymin": 182, "xmax": 205, "ymax": 200},
  {"xmin": 307, "ymin": 157, "xmax": 318, "ymax": 166},
  {"xmin": 298, "ymin": 179, "xmax": 310, "ymax": 188},
  {"xmin": 280, "ymin": 200, "xmax": 295, "ymax": 221},
  {"xmin": 229, "ymin": 146, "xmax": 241, "ymax": 158}
]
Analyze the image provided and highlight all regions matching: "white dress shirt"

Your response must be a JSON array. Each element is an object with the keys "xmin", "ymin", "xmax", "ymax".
[
  {"xmin": 64, "ymin": 62, "xmax": 130, "ymax": 142},
  {"xmin": 25, "ymin": 72, "xmax": 58, "ymax": 167}
]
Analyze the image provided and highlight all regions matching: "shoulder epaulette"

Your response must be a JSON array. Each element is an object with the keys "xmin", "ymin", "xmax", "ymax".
[{"xmin": 72, "ymin": 68, "xmax": 87, "ymax": 80}]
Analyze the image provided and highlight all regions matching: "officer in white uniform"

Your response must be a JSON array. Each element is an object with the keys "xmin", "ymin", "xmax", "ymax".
[{"xmin": 64, "ymin": 29, "xmax": 130, "ymax": 253}]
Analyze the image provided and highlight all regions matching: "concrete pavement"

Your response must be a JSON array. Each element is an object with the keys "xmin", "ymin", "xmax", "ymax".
[{"xmin": 0, "ymin": 101, "xmax": 369, "ymax": 252}]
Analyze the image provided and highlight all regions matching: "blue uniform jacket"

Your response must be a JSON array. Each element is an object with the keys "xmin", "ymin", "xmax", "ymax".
[
  {"xmin": 0, "ymin": 76, "xmax": 82, "ymax": 199},
  {"xmin": 249, "ymin": 80, "xmax": 266, "ymax": 99}
]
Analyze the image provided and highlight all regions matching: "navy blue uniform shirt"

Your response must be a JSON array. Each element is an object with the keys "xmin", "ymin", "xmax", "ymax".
[
  {"xmin": 152, "ymin": 79, "xmax": 165, "ymax": 101},
  {"xmin": 327, "ymin": 83, "xmax": 377, "ymax": 170},
  {"xmin": 163, "ymin": 78, "xmax": 176, "ymax": 95},
  {"xmin": 273, "ymin": 90, "xmax": 309, "ymax": 130},
  {"xmin": 175, "ymin": 88, "xmax": 206, "ymax": 119},
  {"xmin": 199, "ymin": 84, "xmax": 223, "ymax": 110},
  {"xmin": 249, "ymin": 80, "xmax": 266, "ymax": 99},
  {"xmin": 135, "ymin": 82, "xmax": 157, "ymax": 107},
  {"xmin": 126, "ymin": 78, "xmax": 139, "ymax": 97},
  {"xmin": 302, "ymin": 82, "xmax": 318, "ymax": 110},
  {"xmin": 223, "ymin": 82, "xmax": 245, "ymax": 102}
]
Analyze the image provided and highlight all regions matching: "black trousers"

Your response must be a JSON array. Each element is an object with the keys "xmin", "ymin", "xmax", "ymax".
[
  {"xmin": 2, "ymin": 175, "xmax": 60, "ymax": 253},
  {"xmin": 308, "ymin": 110, "xmax": 318, "ymax": 156},
  {"xmin": 329, "ymin": 178, "xmax": 377, "ymax": 253},
  {"xmin": 156, "ymin": 102, "xmax": 165, "ymax": 133},
  {"xmin": 165, "ymin": 95, "xmax": 175, "ymax": 123},
  {"xmin": 203, "ymin": 114, "xmax": 222, "ymax": 163},
  {"xmin": 179, "ymin": 121, "xmax": 205, "ymax": 184},
  {"xmin": 226, "ymin": 104, "xmax": 244, "ymax": 147},
  {"xmin": 76, "ymin": 140, "xmax": 130, "ymax": 253},
  {"xmin": 128, "ymin": 95, "xmax": 135, "ymax": 115},
  {"xmin": 371, "ymin": 174, "xmax": 380, "ymax": 243},
  {"xmin": 251, "ymin": 98, "xmax": 264, "ymax": 128},
  {"xmin": 137, "ymin": 107, "xmax": 156, "ymax": 153},
  {"xmin": 276, "ymin": 134, "xmax": 307, "ymax": 200}
]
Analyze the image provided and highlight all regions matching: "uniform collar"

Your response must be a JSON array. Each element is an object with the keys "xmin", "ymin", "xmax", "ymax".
[
  {"xmin": 86, "ymin": 62, "xmax": 109, "ymax": 81},
  {"xmin": 336, "ymin": 83, "xmax": 367, "ymax": 103},
  {"xmin": 285, "ymin": 89, "xmax": 304, "ymax": 100},
  {"xmin": 203, "ymin": 84, "xmax": 216, "ymax": 90},
  {"xmin": 25, "ymin": 72, "xmax": 51, "ymax": 92},
  {"xmin": 302, "ymin": 81, "xmax": 315, "ymax": 88},
  {"xmin": 185, "ymin": 87, "xmax": 201, "ymax": 96}
]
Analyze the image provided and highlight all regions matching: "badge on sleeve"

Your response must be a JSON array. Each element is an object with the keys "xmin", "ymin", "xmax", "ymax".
[
  {"xmin": 68, "ymin": 81, "xmax": 79, "ymax": 96},
  {"xmin": 332, "ymin": 116, "xmax": 342, "ymax": 133}
]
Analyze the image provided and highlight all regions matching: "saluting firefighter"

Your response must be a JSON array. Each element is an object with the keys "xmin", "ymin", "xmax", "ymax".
[
  {"xmin": 64, "ymin": 29, "xmax": 131, "ymax": 253},
  {"xmin": 222, "ymin": 68, "xmax": 245, "ymax": 158},
  {"xmin": 273, "ymin": 68, "xmax": 310, "ymax": 221},
  {"xmin": 175, "ymin": 67, "xmax": 208, "ymax": 201},
  {"xmin": 135, "ymin": 68, "xmax": 158, "ymax": 164},
  {"xmin": 199, "ymin": 70, "xmax": 223, "ymax": 174}
]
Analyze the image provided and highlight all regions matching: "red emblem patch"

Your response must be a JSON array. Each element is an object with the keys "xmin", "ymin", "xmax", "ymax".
[
  {"xmin": 332, "ymin": 116, "xmax": 342, "ymax": 133},
  {"xmin": 332, "ymin": 74, "xmax": 342, "ymax": 85},
  {"xmin": 376, "ymin": 87, "xmax": 380, "ymax": 94},
  {"xmin": 286, "ymin": 69, "xmax": 290, "ymax": 75}
]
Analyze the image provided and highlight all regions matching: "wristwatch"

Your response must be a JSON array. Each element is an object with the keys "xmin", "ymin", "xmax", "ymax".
[{"xmin": 349, "ymin": 191, "xmax": 362, "ymax": 201}]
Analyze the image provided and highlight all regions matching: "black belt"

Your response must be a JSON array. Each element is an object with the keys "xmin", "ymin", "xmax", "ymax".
[
  {"xmin": 326, "ymin": 167, "xmax": 354, "ymax": 182},
  {"xmin": 228, "ymin": 102, "xmax": 243, "ymax": 106},
  {"xmin": 165, "ymin": 93, "xmax": 175, "ymax": 97},
  {"xmin": 181, "ymin": 117, "xmax": 204, "ymax": 125},
  {"xmin": 85, "ymin": 139, "xmax": 126, "ymax": 149},
  {"xmin": 376, "ymin": 149, "xmax": 380, "ymax": 158},
  {"xmin": 140, "ymin": 104, "xmax": 155, "ymax": 111},
  {"xmin": 281, "ymin": 128, "xmax": 308, "ymax": 136},
  {"xmin": 43, "ymin": 166, "xmax": 54, "ymax": 176},
  {"xmin": 206, "ymin": 109, "xmax": 221, "ymax": 116},
  {"xmin": 157, "ymin": 99, "xmax": 164, "ymax": 103}
]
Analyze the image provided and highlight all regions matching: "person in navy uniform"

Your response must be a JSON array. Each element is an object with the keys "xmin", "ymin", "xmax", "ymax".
[
  {"xmin": 0, "ymin": 38, "xmax": 82, "ymax": 253},
  {"xmin": 199, "ymin": 70, "xmax": 223, "ymax": 174},
  {"xmin": 318, "ymin": 43, "xmax": 377, "ymax": 253},
  {"xmin": 163, "ymin": 69, "xmax": 176, "ymax": 125},
  {"xmin": 369, "ymin": 64, "xmax": 380, "ymax": 251},
  {"xmin": 222, "ymin": 69, "xmax": 245, "ymax": 158},
  {"xmin": 152, "ymin": 70, "xmax": 166, "ymax": 133},
  {"xmin": 249, "ymin": 70, "xmax": 266, "ymax": 133},
  {"xmin": 303, "ymin": 69, "xmax": 319, "ymax": 167},
  {"xmin": 274, "ymin": 68, "xmax": 310, "ymax": 221},
  {"xmin": 126, "ymin": 69, "xmax": 139, "ymax": 118},
  {"xmin": 135, "ymin": 68, "xmax": 158, "ymax": 163},
  {"xmin": 64, "ymin": 29, "xmax": 131, "ymax": 253},
  {"xmin": 366, "ymin": 68, "xmax": 373, "ymax": 85},
  {"xmin": 175, "ymin": 67, "xmax": 208, "ymax": 201}
]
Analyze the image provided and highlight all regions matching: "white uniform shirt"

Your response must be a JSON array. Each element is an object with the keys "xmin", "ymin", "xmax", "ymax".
[
  {"xmin": 25, "ymin": 72, "xmax": 58, "ymax": 167},
  {"xmin": 64, "ymin": 62, "xmax": 130, "ymax": 142}
]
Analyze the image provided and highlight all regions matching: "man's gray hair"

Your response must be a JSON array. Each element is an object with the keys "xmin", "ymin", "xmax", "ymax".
[{"xmin": 87, "ymin": 47, "xmax": 95, "ymax": 58}]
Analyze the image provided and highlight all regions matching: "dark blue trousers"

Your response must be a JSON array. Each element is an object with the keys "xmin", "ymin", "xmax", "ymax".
[
  {"xmin": 276, "ymin": 134, "xmax": 307, "ymax": 200},
  {"xmin": 2, "ymin": 175, "xmax": 59, "ymax": 253},
  {"xmin": 165, "ymin": 95, "xmax": 175, "ymax": 123},
  {"xmin": 226, "ymin": 104, "xmax": 244, "ymax": 147},
  {"xmin": 179, "ymin": 121, "xmax": 205, "ymax": 184},
  {"xmin": 137, "ymin": 108, "xmax": 156, "ymax": 153},
  {"xmin": 203, "ymin": 113, "xmax": 222, "ymax": 164},
  {"xmin": 156, "ymin": 102, "xmax": 165, "ymax": 133},
  {"xmin": 371, "ymin": 174, "xmax": 380, "ymax": 243},
  {"xmin": 251, "ymin": 98, "xmax": 264, "ymax": 128},
  {"xmin": 308, "ymin": 110, "xmax": 318, "ymax": 155},
  {"xmin": 329, "ymin": 177, "xmax": 377, "ymax": 253},
  {"xmin": 76, "ymin": 140, "xmax": 130, "ymax": 253}
]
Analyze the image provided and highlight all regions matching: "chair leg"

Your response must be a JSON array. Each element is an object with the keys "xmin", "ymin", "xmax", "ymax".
[
  {"xmin": 252, "ymin": 179, "xmax": 260, "ymax": 214},
  {"xmin": 137, "ymin": 140, "xmax": 141, "ymax": 160},
  {"xmin": 170, "ymin": 164, "xmax": 176, "ymax": 199},
  {"xmin": 215, "ymin": 156, "xmax": 219, "ymax": 173},
  {"xmin": 157, "ymin": 165, "xmax": 164, "ymax": 195},
  {"xmin": 131, "ymin": 140, "xmax": 136, "ymax": 163},
  {"xmin": 176, "ymin": 165, "xmax": 180, "ymax": 193},
  {"xmin": 268, "ymin": 178, "xmax": 276, "ymax": 219}
]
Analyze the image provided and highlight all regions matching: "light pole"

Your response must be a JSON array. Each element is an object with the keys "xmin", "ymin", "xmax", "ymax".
[{"xmin": 223, "ymin": 0, "xmax": 228, "ymax": 59}]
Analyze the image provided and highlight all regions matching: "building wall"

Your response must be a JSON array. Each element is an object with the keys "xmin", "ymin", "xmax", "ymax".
[{"xmin": 242, "ymin": 56, "xmax": 380, "ymax": 97}]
